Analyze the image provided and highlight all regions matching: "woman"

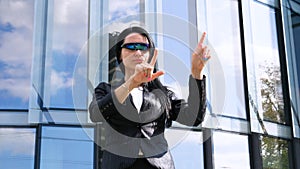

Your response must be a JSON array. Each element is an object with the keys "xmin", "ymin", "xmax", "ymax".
[{"xmin": 89, "ymin": 26, "xmax": 211, "ymax": 169}]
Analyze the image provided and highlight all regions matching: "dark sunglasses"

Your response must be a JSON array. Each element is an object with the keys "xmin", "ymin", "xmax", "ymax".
[{"xmin": 121, "ymin": 43, "xmax": 150, "ymax": 51}]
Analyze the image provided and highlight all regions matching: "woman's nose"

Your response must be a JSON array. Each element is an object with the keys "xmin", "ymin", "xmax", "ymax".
[{"xmin": 134, "ymin": 50, "xmax": 143, "ymax": 56}]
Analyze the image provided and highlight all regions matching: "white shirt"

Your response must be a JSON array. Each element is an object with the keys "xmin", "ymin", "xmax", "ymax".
[
  {"xmin": 131, "ymin": 87, "xmax": 146, "ymax": 155},
  {"xmin": 130, "ymin": 87, "xmax": 143, "ymax": 113}
]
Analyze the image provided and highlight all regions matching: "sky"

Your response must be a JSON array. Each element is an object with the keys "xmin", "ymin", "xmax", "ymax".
[
  {"xmin": 0, "ymin": 0, "xmax": 34, "ymax": 109},
  {"xmin": 0, "ymin": 0, "xmax": 288, "ymax": 169}
]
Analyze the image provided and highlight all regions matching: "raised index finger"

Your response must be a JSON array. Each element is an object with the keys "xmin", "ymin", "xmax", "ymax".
[
  {"xmin": 149, "ymin": 49, "xmax": 158, "ymax": 66},
  {"xmin": 198, "ymin": 32, "xmax": 207, "ymax": 47}
]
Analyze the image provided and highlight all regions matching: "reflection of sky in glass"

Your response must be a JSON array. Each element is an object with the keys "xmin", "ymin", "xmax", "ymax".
[
  {"xmin": 250, "ymin": 2, "xmax": 280, "ymax": 65},
  {"xmin": 40, "ymin": 126, "xmax": 94, "ymax": 169},
  {"xmin": 106, "ymin": 0, "xmax": 140, "ymax": 33},
  {"xmin": 249, "ymin": 1, "xmax": 284, "ymax": 124},
  {"xmin": 161, "ymin": 2, "xmax": 206, "ymax": 169},
  {"xmin": 44, "ymin": 0, "xmax": 88, "ymax": 109},
  {"xmin": 169, "ymin": 130, "xmax": 204, "ymax": 169},
  {"xmin": 161, "ymin": 0, "xmax": 191, "ymax": 101},
  {"xmin": 213, "ymin": 131, "xmax": 250, "ymax": 169},
  {"xmin": 109, "ymin": 0, "xmax": 139, "ymax": 21},
  {"xmin": 45, "ymin": 0, "xmax": 140, "ymax": 109},
  {"xmin": 0, "ymin": 128, "xmax": 36, "ymax": 169},
  {"xmin": 205, "ymin": 0, "xmax": 246, "ymax": 118},
  {"xmin": 0, "ymin": 0, "xmax": 35, "ymax": 109}
]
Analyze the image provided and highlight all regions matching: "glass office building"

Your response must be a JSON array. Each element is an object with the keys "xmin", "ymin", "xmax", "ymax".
[{"xmin": 0, "ymin": 0, "xmax": 300, "ymax": 168}]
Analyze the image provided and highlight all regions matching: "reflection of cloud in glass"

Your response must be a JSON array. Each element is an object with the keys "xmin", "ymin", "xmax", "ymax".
[
  {"xmin": 45, "ymin": 0, "xmax": 88, "ymax": 108},
  {"xmin": 50, "ymin": 70, "xmax": 73, "ymax": 95},
  {"xmin": 109, "ymin": 0, "xmax": 139, "ymax": 21},
  {"xmin": 0, "ymin": 77, "xmax": 30, "ymax": 102},
  {"xmin": 0, "ymin": 0, "xmax": 34, "ymax": 103},
  {"xmin": 52, "ymin": 0, "xmax": 88, "ymax": 55},
  {"xmin": 0, "ymin": 128, "xmax": 35, "ymax": 156}
]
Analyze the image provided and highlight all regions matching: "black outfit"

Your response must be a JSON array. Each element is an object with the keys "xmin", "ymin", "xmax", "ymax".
[{"xmin": 89, "ymin": 75, "xmax": 207, "ymax": 169}]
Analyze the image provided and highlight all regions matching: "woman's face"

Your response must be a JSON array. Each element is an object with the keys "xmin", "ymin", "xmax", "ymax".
[{"xmin": 120, "ymin": 33, "xmax": 150, "ymax": 71}]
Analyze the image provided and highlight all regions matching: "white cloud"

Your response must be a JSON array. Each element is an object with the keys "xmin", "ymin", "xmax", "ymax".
[
  {"xmin": 0, "ymin": 0, "xmax": 34, "ymax": 66},
  {"xmin": 0, "ymin": 78, "xmax": 30, "ymax": 102},
  {"xmin": 0, "ymin": 0, "xmax": 34, "ymax": 30},
  {"xmin": 50, "ymin": 70, "xmax": 73, "ymax": 95},
  {"xmin": 109, "ymin": 0, "xmax": 139, "ymax": 20},
  {"xmin": 50, "ymin": 0, "xmax": 88, "ymax": 55},
  {"xmin": 0, "ymin": 0, "xmax": 34, "ymax": 102},
  {"xmin": 0, "ymin": 30, "xmax": 33, "ymax": 67},
  {"xmin": 0, "ymin": 128, "xmax": 35, "ymax": 156}
]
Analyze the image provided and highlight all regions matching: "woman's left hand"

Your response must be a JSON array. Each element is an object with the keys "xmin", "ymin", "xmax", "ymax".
[{"xmin": 191, "ymin": 32, "xmax": 211, "ymax": 80}]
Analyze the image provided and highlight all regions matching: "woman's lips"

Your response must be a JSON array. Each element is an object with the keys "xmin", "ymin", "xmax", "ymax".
[{"xmin": 133, "ymin": 59, "xmax": 144, "ymax": 63}]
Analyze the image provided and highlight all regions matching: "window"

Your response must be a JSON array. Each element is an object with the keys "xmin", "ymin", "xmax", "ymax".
[
  {"xmin": 213, "ymin": 131, "xmax": 250, "ymax": 169},
  {"xmin": 40, "ymin": 126, "xmax": 94, "ymax": 169},
  {"xmin": 197, "ymin": 0, "xmax": 246, "ymax": 119},
  {"xmin": 168, "ymin": 129, "xmax": 204, "ymax": 169},
  {"xmin": 29, "ymin": 0, "xmax": 89, "ymax": 124},
  {"xmin": 0, "ymin": 0, "xmax": 35, "ymax": 109},
  {"xmin": 243, "ymin": 0, "xmax": 286, "ymax": 132},
  {"xmin": 0, "ymin": 128, "xmax": 36, "ymax": 169},
  {"xmin": 43, "ymin": 0, "xmax": 88, "ymax": 109}
]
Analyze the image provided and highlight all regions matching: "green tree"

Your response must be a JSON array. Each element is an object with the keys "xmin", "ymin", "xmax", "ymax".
[
  {"xmin": 260, "ymin": 64, "xmax": 285, "ymax": 124},
  {"xmin": 260, "ymin": 63, "xmax": 288, "ymax": 169}
]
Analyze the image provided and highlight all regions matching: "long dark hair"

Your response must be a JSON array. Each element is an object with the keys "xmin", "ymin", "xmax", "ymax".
[{"xmin": 112, "ymin": 26, "xmax": 172, "ymax": 120}]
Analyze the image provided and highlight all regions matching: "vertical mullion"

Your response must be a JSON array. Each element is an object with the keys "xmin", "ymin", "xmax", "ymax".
[
  {"xmin": 34, "ymin": 124, "xmax": 42, "ymax": 169},
  {"xmin": 249, "ymin": 133, "xmax": 263, "ymax": 169},
  {"xmin": 290, "ymin": 139, "xmax": 300, "ymax": 169},
  {"xmin": 94, "ymin": 124, "xmax": 101, "ymax": 169},
  {"xmin": 203, "ymin": 128, "xmax": 214, "ymax": 169},
  {"xmin": 29, "ymin": 0, "xmax": 48, "ymax": 124}
]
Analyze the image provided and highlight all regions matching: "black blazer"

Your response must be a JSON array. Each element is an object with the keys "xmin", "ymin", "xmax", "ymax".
[{"xmin": 89, "ymin": 75, "xmax": 207, "ymax": 169}]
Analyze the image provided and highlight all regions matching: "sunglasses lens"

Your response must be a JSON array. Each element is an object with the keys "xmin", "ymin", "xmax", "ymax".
[{"xmin": 122, "ymin": 43, "xmax": 149, "ymax": 51}]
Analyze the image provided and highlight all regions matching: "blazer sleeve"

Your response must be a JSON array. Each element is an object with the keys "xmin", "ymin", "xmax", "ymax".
[
  {"xmin": 168, "ymin": 75, "xmax": 207, "ymax": 126},
  {"xmin": 88, "ymin": 82, "xmax": 130, "ymax": 122}
]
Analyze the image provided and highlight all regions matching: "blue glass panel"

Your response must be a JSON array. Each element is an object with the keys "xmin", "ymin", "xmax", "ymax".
[
  {"xmin": 0, "ymin": 128, "xmax": 36, "ymax": 169},
  {"xmin": 108, "ymin": 0, "xmax": 140, "ymax": 23},
  {"xmin": 40, "ymin": 126, "xmax": 94, "ymax": 169},
  {"xmin": 169, "ymin": 130, "xmax": 204, "ymax": 169},
  {"xmin": 0, "ymin": 0, "xmax": 35, "ymax": 109},
  {"xmin": 213, "ymin": 131, "xmax": 250, "ymax": 169},
  {"xmin": 203, "ymin": 0, "xmax": 246, "ymax": 119},
  {"xmin": 247, "ymin": 1, "xmax": 285, "ymax": 124},
  {"xmin": 161, "ymin": 0, "xmax": 192, "ymax": 98},
  {"xmin": 44, "ymin": 0, "xmax": 88, "ymax": 109}
]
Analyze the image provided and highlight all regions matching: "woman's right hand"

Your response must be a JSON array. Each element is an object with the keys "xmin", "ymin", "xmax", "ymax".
[
  {"xmin": 128, "ymin": 49, "xmax": 164, "ymax": 89},
  {"xmin": 115, "ymin": 49, "xmax": 164, "ymax": 103}
]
